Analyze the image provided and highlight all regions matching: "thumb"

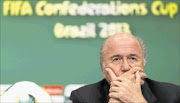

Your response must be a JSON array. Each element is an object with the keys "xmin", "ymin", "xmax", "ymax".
[
  {"xmin": 105, "ymin": 68, "xmax": 117, "ymax": 81},
  {"xmin": 136, "ymin": 71, "xmax": 141, "ymax": 86}
]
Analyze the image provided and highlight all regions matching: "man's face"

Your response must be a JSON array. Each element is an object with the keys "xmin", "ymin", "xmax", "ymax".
[{"xmin": 102, "ymin": 34, "xmax": 144, "ymax": 82}]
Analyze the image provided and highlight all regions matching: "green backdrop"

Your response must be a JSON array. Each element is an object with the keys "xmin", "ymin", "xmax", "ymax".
[{"xmin": 1, "ymin": 0, "xmax": 179, "ymax": 87}]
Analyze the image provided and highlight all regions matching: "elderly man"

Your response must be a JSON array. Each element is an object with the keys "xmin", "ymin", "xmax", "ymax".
[{"xmin": 70, "ymin": 33, "xmax": 180, "ymax": 103}]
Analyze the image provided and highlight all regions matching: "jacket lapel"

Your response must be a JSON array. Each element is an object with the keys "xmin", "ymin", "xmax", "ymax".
[
  {"xmin": 98, "ymin": 79, "xmax": 110, "ymax": 103},
  {"xmin": 142, "ymin": 79, "xmax": 157, "ymax": 103}
]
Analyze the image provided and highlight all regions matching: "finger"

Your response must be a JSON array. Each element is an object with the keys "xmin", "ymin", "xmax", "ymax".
[
  {"xmin": 139, "ymin": 72, "xmax": 147, "ymax": 79},
  {"xmin": 126, "ymin": 67, "xmax": 143, "ymax": 75},
  {"xmin": 118, "ymin": 77, "xmax": 131, "ymax": 84},
  {"xmin": 109, "ymin": 92, "xmax": 122, "ymax": 99},
  {"xmin": 140, "ymin": 80, "xmax": 145, "ymax": 85},
  {"xmin": 109, "ymin": 98, "xmax": 120, "ymax": 103},
  {"xmin": 105, "ymin": 68, "xmax": 117, "ymax": 81},
  {"xmin": 109, "ymin": 87, "xmax": 121, "ymax": 93},
  {"xmin": 136, "ymin": 71, "xmax": 141, "ymax": 86},
  {"xmin": 110, "ymin": 81, "xmax": 122, "ymax": 87},
  {"xmin": 139, "ymin": 72, "xmax": 147, "ymax": 85}
]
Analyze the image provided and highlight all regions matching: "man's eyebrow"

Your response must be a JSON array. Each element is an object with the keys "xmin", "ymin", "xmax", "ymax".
[
  {"xmin": 110, "ymin": 55, "xmax": 121, "ymax": 59},
  {"xmin": 129, "ymin": 54, "xmax": 139, "ymax": 57}
]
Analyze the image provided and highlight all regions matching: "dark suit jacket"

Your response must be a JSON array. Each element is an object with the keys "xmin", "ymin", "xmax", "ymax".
[{"xmin": 70, "ymin": 78, "xmax": 180, "ymax": 103}]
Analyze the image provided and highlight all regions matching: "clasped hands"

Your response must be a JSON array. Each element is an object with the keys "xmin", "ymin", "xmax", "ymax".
[{"xmin": 105, "ymin": 67, "xmax": 147, "ymax": 103}]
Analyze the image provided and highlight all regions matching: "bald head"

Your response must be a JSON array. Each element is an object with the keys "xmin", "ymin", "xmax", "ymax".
[
  {"xmin": 100, "ymin": 33, "xmax": 147, "ymax": 69},
  {"xmin": 104, "ymin": 33, "xmax": 141, "ymax": 51},
  {"xmin": 109, "ymin": 33, "xmax": 137, "ymax": 42}
]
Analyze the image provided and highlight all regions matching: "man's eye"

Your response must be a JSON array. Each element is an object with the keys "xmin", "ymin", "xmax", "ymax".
[
  {"xmin": 130, "ymin": 57, "xmax": 136, "ymax": 60},
  {"xmin": 113, "ymin": 58, "xmax": 120, "ymax": 61}
]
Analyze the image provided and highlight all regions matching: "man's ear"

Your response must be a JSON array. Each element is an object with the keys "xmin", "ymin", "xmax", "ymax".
[
  {"xmin": 99, "ymin": 61, "xmax": 103, "ymax": 71},
  {"xmin": 99, "ymin": 61, "xmax": 106, "ymax": 78}
]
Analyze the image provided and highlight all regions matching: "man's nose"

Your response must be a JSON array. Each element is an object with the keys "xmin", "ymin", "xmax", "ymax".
[{"xmin": 121, "ymin": 59, "xmax": 131, "ymax": 72}]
